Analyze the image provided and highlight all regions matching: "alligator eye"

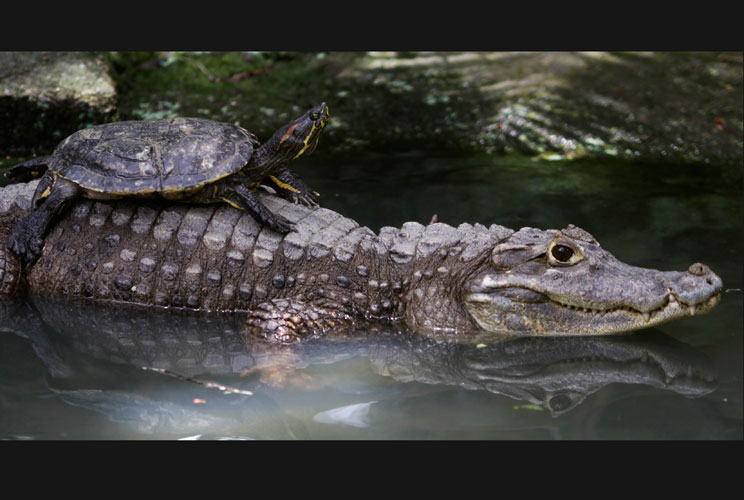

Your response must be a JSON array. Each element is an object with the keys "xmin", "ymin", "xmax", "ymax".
[
  {"xmin": 551, "ymin": 245, "xmax": 574, "ymax": 262},
  {"xmin": 548, "ymin": 394, "xmax": 573, "ymax": 412},
  {"xmin": 310, "ymin": 112, "xmax": 320, "ymax": 120},
  {"xmin": 547, "ymin": 241, "xmax": 583, "ymax": 266}
]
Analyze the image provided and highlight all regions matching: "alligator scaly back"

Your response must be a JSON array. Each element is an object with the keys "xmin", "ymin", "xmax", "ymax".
[
  {"xmin": 25, "ymin": 183, "xmax": 512, "ymax": 319},
  {"xmin": 0, "ymin": 180, "xmax": 723, "ymax": 340}
]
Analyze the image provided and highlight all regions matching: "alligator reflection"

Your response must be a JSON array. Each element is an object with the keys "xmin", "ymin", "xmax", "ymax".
[{"xmin": 2, "ymin": 298, "xmax": 718, "ymax": 436}]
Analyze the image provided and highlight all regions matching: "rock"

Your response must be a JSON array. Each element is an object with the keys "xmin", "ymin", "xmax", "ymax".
[
  {"xmin": 471, "ymin": 52, "xmax": 743, "ymax": 166},
  {"xmin": 0, "ymin": 52, "xmax": 117, "ymax": 156},
  {"xmin": 4, "ymin": 51, "xmax": 740, "ymax": 167},
  {"xmin": 330, "ymin": 51, "xmax": 743, "ymax": 166}
]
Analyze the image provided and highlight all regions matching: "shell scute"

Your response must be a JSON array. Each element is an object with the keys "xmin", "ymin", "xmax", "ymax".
[{"xmin": 50, "ymin": 118, "xmax": 257, "ymax": 194}]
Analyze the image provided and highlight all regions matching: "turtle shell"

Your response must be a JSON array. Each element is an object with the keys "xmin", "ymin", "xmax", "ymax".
[{"xmin": 48, "ymin": 118, "xmax": 259, "ymax": 195}]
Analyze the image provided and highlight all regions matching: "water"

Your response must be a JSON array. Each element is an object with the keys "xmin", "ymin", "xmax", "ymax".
[{"xmin": 0, "ymin": 151, "xmax": 741, "ymax": 439}]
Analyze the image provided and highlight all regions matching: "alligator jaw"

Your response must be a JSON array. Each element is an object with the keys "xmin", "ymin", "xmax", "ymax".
[
  {"xmin": 465, "ymin": 289, "xmax": 721, "ymax": 335},
  {"xmin": 465, "ymin": 281, "xmax": 722, "ymax": 336},
  {"xmin": 461, "ymin": 224, "xmax": 724, "ymax": 336}
]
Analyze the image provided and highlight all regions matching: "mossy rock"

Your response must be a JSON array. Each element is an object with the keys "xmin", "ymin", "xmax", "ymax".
[
  {"xmin": 336, "ymin": 52, "xmax": 743, "ymax": 166},
  {"xmin": 473, "ymin": 52, "xmax": 743, "ymax": 166},
  {"xmin": 0, "ymin": 52, "xmax": 117, "ymax": 157},
  {"xmin": 5, "ymin": 51, "xmax": 740, "ymax": 168}
]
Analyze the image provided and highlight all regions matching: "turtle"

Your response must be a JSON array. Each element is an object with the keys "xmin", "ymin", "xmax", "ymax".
[{"xmin": 6, "ymin": 102, "xmax": 330, "ymax": 265}]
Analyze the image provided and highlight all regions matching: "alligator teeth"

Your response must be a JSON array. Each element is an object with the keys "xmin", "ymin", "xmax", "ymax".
[
  {"xmin": 668, "ymin": 294, "xmax": 677, "ymax": 304},
  {"xmin": 689, "ymin": 305, "xmax": 696, "ymax": 316},
  {"xmin": 481, "ymin": 275, "xmax": 501, "ymax": 288},
  {"xmin": 467, "ymin": 293, "xmax": 492, "ymax": 303},
  {"xmin": 642, "ymin": 312, "xmax": 650, "ymax": 322}
]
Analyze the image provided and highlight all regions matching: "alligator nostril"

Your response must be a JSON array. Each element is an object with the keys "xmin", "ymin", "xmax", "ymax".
[
  {"xmin": 688, "ymin": 262, "xmax": 708, "ymax": 277},
  {"xmin": 706, "ymin": 277, "xmax": 714, "ymax": 285}
]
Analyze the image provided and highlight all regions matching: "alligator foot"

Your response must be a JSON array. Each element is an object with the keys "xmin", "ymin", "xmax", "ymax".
[{"xmin": 241, "ymin": 298, "xmax": 355, "ymax": 344}]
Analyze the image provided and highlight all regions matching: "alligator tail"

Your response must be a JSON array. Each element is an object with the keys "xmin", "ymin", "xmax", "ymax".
[{"xmin": 5, "ymin": 156, "xmax": 52, "ymax": 183}]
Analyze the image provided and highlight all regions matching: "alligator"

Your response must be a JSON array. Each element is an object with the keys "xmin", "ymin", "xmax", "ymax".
[{"xmin": 0, "ymin": 179, "xmax": 723, "ymax": 341}]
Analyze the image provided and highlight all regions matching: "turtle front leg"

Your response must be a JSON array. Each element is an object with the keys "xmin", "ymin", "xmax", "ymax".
[
  {"xmin": 264, "ymin": 167, "xmax": 320, "ymax": 208},
  {"xmin": 0, "ymin": 206, "xmax": 27, "ymax": 296},
  {"xmin": 220, "ymin": 183, "xmax": 295, "ymax": 234},
  {"xmin": 8, "ymin": 174, "xmax": 81, "ymax": 266}
]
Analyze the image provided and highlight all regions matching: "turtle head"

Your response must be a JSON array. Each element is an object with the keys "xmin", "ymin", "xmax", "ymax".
[{"xmin": 268, "ymin": 103, "xmax": 330, "ymax": 161}]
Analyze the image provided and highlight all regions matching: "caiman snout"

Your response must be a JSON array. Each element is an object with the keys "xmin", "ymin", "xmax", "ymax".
[
  {"xmin": 688, "ymin": 262, "xmax": 714, "ymax": 279},
  {"xmin": 687, "ymin": 262, "xmax": 722, "ymax": 296},
  {"xmin": 663, "ymin": 262, "xmax": 723, "ymax": 317},
  {"xmin": 683, "ymin": 262, "xmax": 722, "ymax": 291},
  {"xmin": 463, "ymin": 224, "xmax": 725, "ymax": 336}
]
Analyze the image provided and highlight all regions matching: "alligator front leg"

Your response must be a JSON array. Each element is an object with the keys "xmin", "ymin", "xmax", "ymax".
[{"xmin": 241, "ymin": 298, "xmax": 357, "ymax": 344}]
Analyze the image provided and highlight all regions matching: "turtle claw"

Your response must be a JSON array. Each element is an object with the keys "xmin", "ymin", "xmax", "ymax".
[
  {"xmin": 7, "ymin": 229, "xmax": 43, "ymax": 267},
  {"xmin": 25, "ymin": 240, "xmax": 44, "ymax": 266},
  {"xmin": 7, "ymin": 211, "xmax": 47, "ymax": 266},
  {"xmin": 231, "ymin": 184, "xmax": 297, "ymax": 234},
  {"xmin": 265, "ymin": 168, "xmax": 320, "ymax": 209},
  {"xmin": 267, "ymin": 213, "xmax": 295, "ymax": 234},
  {"xmin": 293, "ymin": 192, "xmax": 319, "ymax": 208}
]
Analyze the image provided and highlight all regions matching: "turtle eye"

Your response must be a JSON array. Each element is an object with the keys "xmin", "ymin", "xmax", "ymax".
[
  {"xmin": 551, "ymin": 245, "xmax": 574, "ymax": 262},
  {"xmin": 310, "ymin": 112, "xmax": 320, "ymax": 120}
]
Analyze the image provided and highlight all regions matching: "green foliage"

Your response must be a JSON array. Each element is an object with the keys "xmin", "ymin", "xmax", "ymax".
[{"xmin": 109, "ymin": 51, "xmax": 335, "ymax": 138}]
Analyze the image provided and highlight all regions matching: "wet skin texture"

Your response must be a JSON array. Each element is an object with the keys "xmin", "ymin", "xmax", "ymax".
[{"xmin": 0, "ymin": 180, "xmax": 723, "ymax": 343}]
